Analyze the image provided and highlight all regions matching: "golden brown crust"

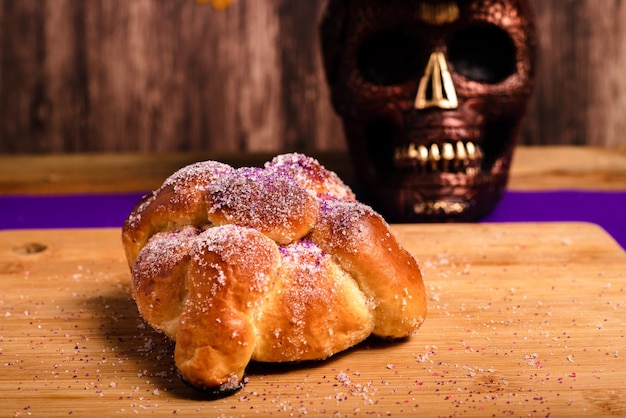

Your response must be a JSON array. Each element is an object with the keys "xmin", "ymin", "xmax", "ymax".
[
  {"xmin": 252, "ymin": 241, "xmax": 374, "ymax": 362},
  {"xmin": 175, "ymin": 225, "xmax": 280, "ymax": 391},
  {"xmin": 310, "ymin": 199, "xmax": 427, "ymax": 338},
  {"xmin": 122, "ymin": 153, "xmax": 426, "ymax": 394},
  {"xmin": 131, "ymin": 227, "xmax": 200, "ymax": 338},
  {"xmin": 122, "ymin": 161, "xmax": 233, "ymax": 265}
]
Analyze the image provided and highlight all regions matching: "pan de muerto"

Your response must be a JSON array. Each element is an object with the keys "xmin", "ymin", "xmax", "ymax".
[{"xmin": 121, "ymin": 153, "xmax": 426, "ymax": 394}]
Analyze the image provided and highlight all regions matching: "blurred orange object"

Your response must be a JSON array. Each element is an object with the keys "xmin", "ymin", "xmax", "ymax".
[{"xmin": 196, "ymin": 0, "xmax": 233, "ymax": 10}]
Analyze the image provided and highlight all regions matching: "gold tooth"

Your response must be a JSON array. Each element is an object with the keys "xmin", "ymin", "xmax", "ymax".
[
  {"xmin": 442, "ymin": 142, "xmax": 454, "ymax": 160},
  {"xmin": 429, "ymin": 144, "xmax": 440, "ymax": 170},
  {"xmin": 413, "ymin": 201, "xmax": 468, "ymax": 215},
  {"xmin": 394, "ymin": 141, "xmax": 483, "ymax": 173},
  {"xmin": 418, "ymin": 145, "xmax": 429, "ymax": 163},
  {"xmin": 468, "ymin": 141, "xmax": 484, "ymax": 160},
  {"xmin": 456, "ymin": 141, "xmax": 467, "ymax": 160},
  {"xmin": 466, "ymin": 141, "xmax": 476, "ymax": 159},
  {"xmin": 430, "ymin": 143, "xmax": 441, "ymax": 161}
]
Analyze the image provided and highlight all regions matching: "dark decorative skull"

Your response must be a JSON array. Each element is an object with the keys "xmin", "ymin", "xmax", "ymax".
[{"xmin": 320, "ymin": 0, "xmax": 537, "ymax": 222}]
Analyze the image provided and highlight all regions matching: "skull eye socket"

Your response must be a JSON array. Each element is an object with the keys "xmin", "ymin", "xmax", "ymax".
[
  {"xmin": 357, "ymin": 30, "xmax": 425, "ymax": 86},
  {"xmin": 448, "ymin": 25, "xmax": 517, "ymax": 84}
]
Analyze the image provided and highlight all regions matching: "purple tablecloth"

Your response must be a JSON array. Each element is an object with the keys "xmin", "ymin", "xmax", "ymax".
[
  {"xmin": 482, "ymin": 191, "xmax": 625, "ymax": 250},
  {"xmin": 1, "ymin": 190, "xmax": 624, "ymax": 250}
]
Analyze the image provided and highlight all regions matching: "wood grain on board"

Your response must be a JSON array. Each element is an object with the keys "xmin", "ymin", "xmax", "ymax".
[{"xmin": 1, "ymin": 223, "xmax": 624, "ymax": 416}]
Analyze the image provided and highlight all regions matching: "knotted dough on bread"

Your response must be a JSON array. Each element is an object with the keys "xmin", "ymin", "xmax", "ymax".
[{"xmin": 122, "ymin": 153, "xmax": 426, "ymax": 393}]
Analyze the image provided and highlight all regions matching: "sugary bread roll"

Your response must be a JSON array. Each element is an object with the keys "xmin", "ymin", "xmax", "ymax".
[{"xmin": 122, "ymin": 153, "xmax": 426, "ymax": 394}]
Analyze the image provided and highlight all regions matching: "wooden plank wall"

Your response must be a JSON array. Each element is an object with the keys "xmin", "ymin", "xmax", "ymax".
[
  {"xmin": 1, "ymin": 0, "xmax": 625, "ymax": 154},
  {"xmin": 524, "ymin": 0, "xmax": 626, "ymax": 148}
]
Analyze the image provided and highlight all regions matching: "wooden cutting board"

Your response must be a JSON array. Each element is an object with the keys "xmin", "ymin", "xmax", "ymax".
[{"xmin": 1, "ymin": 223, "xmax": 625, "ymax": 417}]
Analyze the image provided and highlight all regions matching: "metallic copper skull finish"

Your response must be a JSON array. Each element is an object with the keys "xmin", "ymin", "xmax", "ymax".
[{"xmin": 320, "ymin": 0, "xmax": 537, "ymax": 222}]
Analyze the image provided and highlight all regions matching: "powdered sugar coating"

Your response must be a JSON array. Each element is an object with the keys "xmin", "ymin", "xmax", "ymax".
[
  {"xmin": 131, "ymin": 227, "xmax": 201, "ymax": 337},
  {"xmin": 255, "ymin": 239, "xmax": 374, "ymax": 361},
  {"xmin": 316, "ymin": 199, "xmax": 377, "ymax": 254},
  {"xmin": 266, "ymin": 153, "xmax": 355, "ymax": 200},
  {"xmin": 206, "ymin": 166, "xmax": 318, "ymax": 243},
  {"xmin": 123, "ymin": 191, "xmax": 157, "ymax": 232},
  {"xmin": 279, "ymin": 241, "xmax": 336, "ymax": 312},
  {"xmin": 125, "ymin": 161, "xmax": 233, "ymax": 232},
  {"xmin": 133, "ymin": 227, "xmax": 200, "ymax": 286},
  {"xmin": 191, "ymin": 224, "xmax": 277, "ymax": 295},
  {"xmin": 163, "ymin": 160, "xmax": 234, "ymax": 190},
  {"xmin": 273, "ymin": 241, "xmax": 339, "ymax": 357}
]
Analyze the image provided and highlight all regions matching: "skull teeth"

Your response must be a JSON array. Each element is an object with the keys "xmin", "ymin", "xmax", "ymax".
[
  {"xmin": 394, "ymin": 141, "xmax": 483, "ymax": 174},
  {"xmin": 413, "ymin": 200, "xmax": 469, "ymax": 216}
]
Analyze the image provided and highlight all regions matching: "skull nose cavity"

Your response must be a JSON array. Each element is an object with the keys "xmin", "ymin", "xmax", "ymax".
[
  {"xmin": 394, "ymin": 141, "xmax": 483, "ymax": 174},
  {"xmin": 415, "ymin": 52, "xmax": 458, "ymax": 110}
]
